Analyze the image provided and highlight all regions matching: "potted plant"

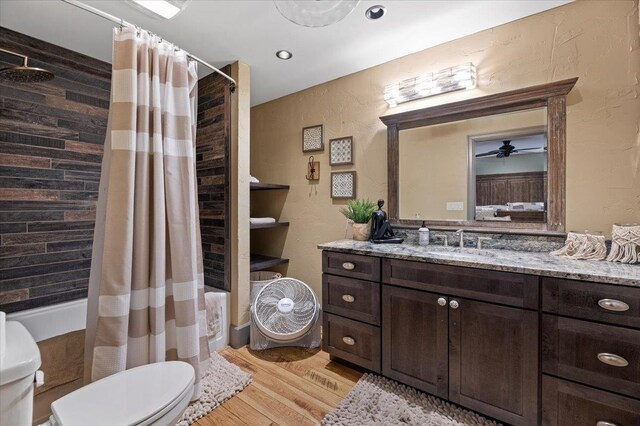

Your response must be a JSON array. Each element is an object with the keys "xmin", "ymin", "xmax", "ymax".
[{"xmin": 339, "ymin": 199, "xmax": 377, "ymax": 241}]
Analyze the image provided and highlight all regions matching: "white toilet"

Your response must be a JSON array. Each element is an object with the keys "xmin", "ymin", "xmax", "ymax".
[{"xmin": 0, "ymin": 321, "xmax": 195, "ymax": 426}]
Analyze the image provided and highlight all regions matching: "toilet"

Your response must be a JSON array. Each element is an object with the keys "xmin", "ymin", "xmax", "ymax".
[{"xmin": 0, "ymin": 321, "xmax": 195, "ymax": 426}]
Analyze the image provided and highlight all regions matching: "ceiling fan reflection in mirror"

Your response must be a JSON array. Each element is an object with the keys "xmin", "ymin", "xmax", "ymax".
[{"xmin": 476, "ymin": 140, "xmax": 547, "ymax": 159}]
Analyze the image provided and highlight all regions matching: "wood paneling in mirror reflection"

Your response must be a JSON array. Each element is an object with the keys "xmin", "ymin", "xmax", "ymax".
[
  {"xmin": 0, "ymin": 26, "xmax": 110, "ymax": 312},
  {"xmin": 476, "ymin": 171, "xmax": 547, "ymax": 217}
]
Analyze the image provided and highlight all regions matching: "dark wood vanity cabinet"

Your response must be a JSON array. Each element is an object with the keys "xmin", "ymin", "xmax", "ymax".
[
  {"xmin": 449, "ymin": 298, "xmax": 539, "ymax": 425},
  {"xmin": 382, "ymin": 285, "xmax": 448, "ymax": 398},
  {"xmin": 321, "ymin": 250, "xmax": 640, "ymax": 426}
]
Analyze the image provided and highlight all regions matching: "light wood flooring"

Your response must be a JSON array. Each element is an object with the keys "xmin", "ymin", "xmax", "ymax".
[{"xmin": 195, "ymin": 346, "xmax": 363, "ymax": 426}]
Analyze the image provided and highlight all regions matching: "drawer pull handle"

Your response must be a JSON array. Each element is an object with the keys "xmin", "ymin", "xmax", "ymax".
[
  {"xmin": 342, "ymin": 294, "xmax": 355, "ymax": 303},
  {"xmin": 437, "ymin": 297, "xmax": 447, "ymax": 306},
  {"xmin": 597, "ymin": 353, "xmax": 629, "ymax": 367},
  {"xmin": 449, "ymin": 300, "xmax": 459, "ymax": 310},
  {"xmin": 342, "ymin": 262, "xmax": 355, "ymax": 270},
  {"xmin": 597, "ymin": 422, "xmax": 620, "ymax": 426},
  {"xmin": 598, "ymin": 299, "xmax": 629, "ymax": 312},
  {"xmin": 342, "ymin": 336, "xmax": 356, "ymax": 346}
]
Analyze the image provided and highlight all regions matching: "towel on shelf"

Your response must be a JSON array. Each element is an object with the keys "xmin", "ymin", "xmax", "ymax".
[
  {"xmin": 250, "ymin": 175, "xmax": 260, "ymax": 183},
  {"xmin": 204, "ymin": 292, "xmax": 224, "ymax": 339},
  {"xmin": 250, "ymin": 217, "xmax": 277, "ymax": 224}
]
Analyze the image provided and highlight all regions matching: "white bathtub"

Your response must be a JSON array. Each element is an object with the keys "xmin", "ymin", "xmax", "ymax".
[
  {"xmin": 204, "ymin": 286, "xmax": 230, "ymax": 352},
  {"xmin": 7, "ymin": 291, "xmax": 229, "ymax": 351}
]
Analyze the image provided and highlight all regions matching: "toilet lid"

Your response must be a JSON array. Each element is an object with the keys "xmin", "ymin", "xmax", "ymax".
[{"xmin": 51, "ymin": 361, "xmax": 195, "ymax": 426}]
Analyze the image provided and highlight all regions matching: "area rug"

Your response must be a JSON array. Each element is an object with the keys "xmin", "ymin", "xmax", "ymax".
[
  {"xmin": 177, "ymin": 351, "xmax": 252, "ymax": 425},
  {"xmin": 322, "ymin": 373, "xmax": 500, "ymax": 425}
]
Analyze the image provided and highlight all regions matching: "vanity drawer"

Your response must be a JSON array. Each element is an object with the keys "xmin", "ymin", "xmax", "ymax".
[
  {"xmin": 542, "ymin": 315, "xmax": 640, "ymax": 398},
  {"xmin": 542, "ymin": 375, "xmax": 640, "ymax": 426},
  {"xmin": 382, "ymin": 258, "xmax": 539, "ymax": 309},
  {"xmin": 323, "ymin": 313, "xmax": 381, "ymax": 372},
  {"xmin": 323, "ymin": 251, "xmax": 381, "ymax": 282},
  {"xmin": 323, "ymin": 274, "xmax": 380, "ymax": 325},
  {"xmin": 542, "ymin": 277, "xmax": 640, "ymax": 329}
]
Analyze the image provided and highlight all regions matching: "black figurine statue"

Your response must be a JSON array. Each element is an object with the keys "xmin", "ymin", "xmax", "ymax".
[{"xmin": 369, "ymin": 199, "xmax": 404, "ymax": 244}]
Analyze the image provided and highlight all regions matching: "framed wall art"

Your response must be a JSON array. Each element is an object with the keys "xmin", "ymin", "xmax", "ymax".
[
  {"xmin": 331, "ymin": 171, "xmax": 356, "ymax": 199},
  {"xmin": 329, "ymin": 136, "xmax": 353, "ymax": 165},
  {"xmin": 302, "ymin": 124, "xmax": 324, "ymax": 152}
]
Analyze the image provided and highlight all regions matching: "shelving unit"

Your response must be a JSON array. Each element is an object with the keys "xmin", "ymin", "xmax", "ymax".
[
  {"xmin": 250, "ymin": 182, "xmax": 290, "ymax": 191},
  {"xmin": 250, "ymin": 221, "xmax": 290, "ymax": 230},
  {"xmin": 249, "ymin": 254, "xmax": 289, "ymax": 272},
  {"xmin": 250, "ymin": 181, "xmax": 289, "ymax": 272}
]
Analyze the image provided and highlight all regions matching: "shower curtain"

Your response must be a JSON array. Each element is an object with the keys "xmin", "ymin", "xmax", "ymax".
[{"xmin": 85, "ymin": 27, "xmax": 209, "ymax": 399}]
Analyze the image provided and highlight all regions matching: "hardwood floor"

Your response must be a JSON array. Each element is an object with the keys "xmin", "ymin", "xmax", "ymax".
[{"xmin": 195, "ymin": 346, "xmax": 363, "ymax": 426}]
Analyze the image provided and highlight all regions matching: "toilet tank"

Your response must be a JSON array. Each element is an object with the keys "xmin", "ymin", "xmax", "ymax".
[{"xmin": 0, "ymin": 321, "xmax": 42, "ymax": 426}]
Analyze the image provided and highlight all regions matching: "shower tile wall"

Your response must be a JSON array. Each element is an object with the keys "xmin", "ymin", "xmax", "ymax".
[
  {"xmin": 196, "ymin": 66, "xmax": 231, "ymax": 291},
  {"xmin": 0, "ymin": 27, "xmax": 111, "ymax": 313}
]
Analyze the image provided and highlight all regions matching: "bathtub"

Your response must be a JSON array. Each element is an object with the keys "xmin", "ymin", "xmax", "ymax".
[{"xmin": 7, "ymin": 290, "xmax": 230, "ymax": 351}]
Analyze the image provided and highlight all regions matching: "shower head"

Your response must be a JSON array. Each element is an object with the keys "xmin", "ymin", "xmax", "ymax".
[{"xmin": 0, "ymin": 48, "xmax": 54, "ymax": 83}]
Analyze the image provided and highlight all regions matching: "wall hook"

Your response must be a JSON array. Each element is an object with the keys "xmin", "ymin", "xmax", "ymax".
[{"xmin": 305, "ymin": 156, "xmax": 320, "ymax": 181}]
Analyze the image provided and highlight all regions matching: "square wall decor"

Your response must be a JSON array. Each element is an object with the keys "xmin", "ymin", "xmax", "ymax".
[
  {"xmin": 331, "ymin": 171, "xmax": 356, "ymax": 199},
  {"xmin": 329, "ymin": 136, "xmax": 353, "ymax": 165},
  {"xmin": 302, "ymin": 124, "xmax": 324, "ymax": 152}
]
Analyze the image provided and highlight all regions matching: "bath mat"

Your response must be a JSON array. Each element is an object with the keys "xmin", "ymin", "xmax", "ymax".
[
  {"xmin": 177, "ymin": 351, "xmax": 252, "ymax": 425},
  {"xmin": 322, "ymin": 373, "xmax": 500, "ymax": 426}
]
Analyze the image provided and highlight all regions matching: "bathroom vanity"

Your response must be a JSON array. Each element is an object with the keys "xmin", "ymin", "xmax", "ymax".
[{"xmin": 319, "ymin": 241, "xmax": 640, "ymax": 426}]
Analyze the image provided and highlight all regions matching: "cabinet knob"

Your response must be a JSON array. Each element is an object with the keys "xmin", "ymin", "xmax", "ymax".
[
  {"xmin": 437, "ymin": 297, "xmax": 447, "ymax": 306},
  {"xmin": 342, "ymin": 336, "xmax": 356, "ymax": 346},
  {"xmin": 596, "ymin": 422, "xmax": 620, "ymax": 426},
  {"xmin": 597, "ymin": 353, "xmax": 629, "ymax": 367},
  {"xmin": 598, "ymin": 299, "xmax": 629, "ymax": 312},
  {"xmin": 449, "ymin": 300, "xmax": 459, "ymax": 309},
  {"xmin": 342, "ymin": 262, "xmax": 355, "ymax": 270},
  {"xmin": 342, "ymin": 294, "xmax": 355, "ymax": 303}
]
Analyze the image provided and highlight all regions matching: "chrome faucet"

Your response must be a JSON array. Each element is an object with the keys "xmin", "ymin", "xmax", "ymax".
[{"xmin": 456, "ymin": 229, "xmax": 465, "ymax": 248}]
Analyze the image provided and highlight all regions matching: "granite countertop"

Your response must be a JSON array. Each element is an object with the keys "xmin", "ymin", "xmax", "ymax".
[{"xmin": 318, "ymin": 240, "xmax": 640, "ymax": 287}]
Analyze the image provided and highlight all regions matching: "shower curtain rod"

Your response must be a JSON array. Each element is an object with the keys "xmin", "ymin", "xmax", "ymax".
[{"xmin": 61, "ymin": 0, "xmax": 237, "ymax": 92}]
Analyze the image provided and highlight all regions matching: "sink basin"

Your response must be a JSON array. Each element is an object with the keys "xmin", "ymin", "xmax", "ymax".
[{"xmin": 421, "ymin": 245, "xmax": 498, "ymax": 260}]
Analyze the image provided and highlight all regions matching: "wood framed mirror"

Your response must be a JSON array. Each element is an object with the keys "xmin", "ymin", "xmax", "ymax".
[{"xmin": 380, "ymin": 78, "xmax": 577, "ymax": 232}]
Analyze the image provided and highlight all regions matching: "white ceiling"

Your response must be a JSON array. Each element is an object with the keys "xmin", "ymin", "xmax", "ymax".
[{"xmin": 0, "ymin": 0, "xmax": 570, "ymax": 106}]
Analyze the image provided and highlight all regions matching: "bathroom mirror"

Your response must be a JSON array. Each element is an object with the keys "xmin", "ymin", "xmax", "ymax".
[
  {"xmin": 399, "ymin": 108, "xmax": 548, "ymax": 223},
  {"xmin": 381, "ymin": 78, "xmax": 578, "ymax": 232}
]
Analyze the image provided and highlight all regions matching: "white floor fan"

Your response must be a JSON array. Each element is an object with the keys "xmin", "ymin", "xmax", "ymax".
[{"xmin": 250, "ymin": 277, "xmax": 321, "ymax": 350}]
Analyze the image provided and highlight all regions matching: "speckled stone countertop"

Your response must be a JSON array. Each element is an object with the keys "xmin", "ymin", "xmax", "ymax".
[{"xmin": 318, "ymin": 240, "xmax": 640, "ymax": 287}]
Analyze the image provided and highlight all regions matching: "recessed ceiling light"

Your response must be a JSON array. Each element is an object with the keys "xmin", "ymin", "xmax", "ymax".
[
  {"xmin": 276, "ymin": 50, "xmax": 293, "ymax": 60},
  {"xmin": 131, "ymin": 0, "xmax": 185, "ymax": 20},
  {"xmin": 365, "ymin": 5, "xmax": 386, "ymax": 20}
]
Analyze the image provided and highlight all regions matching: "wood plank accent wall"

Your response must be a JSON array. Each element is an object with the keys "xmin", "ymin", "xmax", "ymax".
[
  {"xmin": 196, "ymin": 66, "xmax": 231, "ymax": 291},
  {"xmin": 0, "ymin": 27, "xmax": 111, "ymax": 313}
]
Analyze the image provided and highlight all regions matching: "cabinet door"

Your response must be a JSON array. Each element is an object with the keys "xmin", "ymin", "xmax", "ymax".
[
  {"xmin": 382, "ymin": 285, "xmax": 448, "ymax": 398},
  {"xmin": 449, "ymin": 298, "xmax": 538, "ymax": 426}
]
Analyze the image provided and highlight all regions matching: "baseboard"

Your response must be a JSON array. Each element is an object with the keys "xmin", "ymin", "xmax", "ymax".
[{"xmin": 229, "ymin": 322, "xmax": 250, "ymax": 348}]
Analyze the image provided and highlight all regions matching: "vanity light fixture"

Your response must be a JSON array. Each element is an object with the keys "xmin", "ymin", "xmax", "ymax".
[
  {"xmin": 276, "ymin": 50, "xmax": 293, "ymax": 60},
  {"xmin": 384, "ymin": 63, "xmax": 477, "ymax": 106},
  {"xmin": 131, "ymin": 0, "xmax": 187, "ymax": 19},
  {"xmin": 365, "ymin": 5, "xmax": 386, "ymax": 20}
]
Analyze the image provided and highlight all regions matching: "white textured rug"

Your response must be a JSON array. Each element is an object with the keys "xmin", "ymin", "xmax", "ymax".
[
  {"xmin": 322, "ymin": 373, "xmax": 500, "ymax": 425},
  {"xmin": 177, "ymin": 351, "xmax": 252, "ymax": 425}
]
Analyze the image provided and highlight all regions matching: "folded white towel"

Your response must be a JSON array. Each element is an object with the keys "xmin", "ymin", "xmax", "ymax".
[
  {"xmin": 250, "ymin": 175, "xmax": 260, "ymax": 183},
  {"xmin": 250, "ymin": 217, "xmax": 276, "ymax": 224}
]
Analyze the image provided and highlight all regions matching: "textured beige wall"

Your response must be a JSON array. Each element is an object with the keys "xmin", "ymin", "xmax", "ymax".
[
  {"xmin": 250, "ymin": 0, "xmax": 640, "ymax": 298},
  {"xmin": 230, "ymin": 62, "xmax": 251, "ymax": 327},
  {"xmin": 399, "ymin": 108, "xmax": 546, "ymax": 220}
]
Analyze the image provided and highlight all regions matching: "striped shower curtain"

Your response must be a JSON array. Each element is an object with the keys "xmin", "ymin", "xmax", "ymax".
[{"xmin": 85, "ymin": 27, "xmax": 209, "ymax": 399}]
